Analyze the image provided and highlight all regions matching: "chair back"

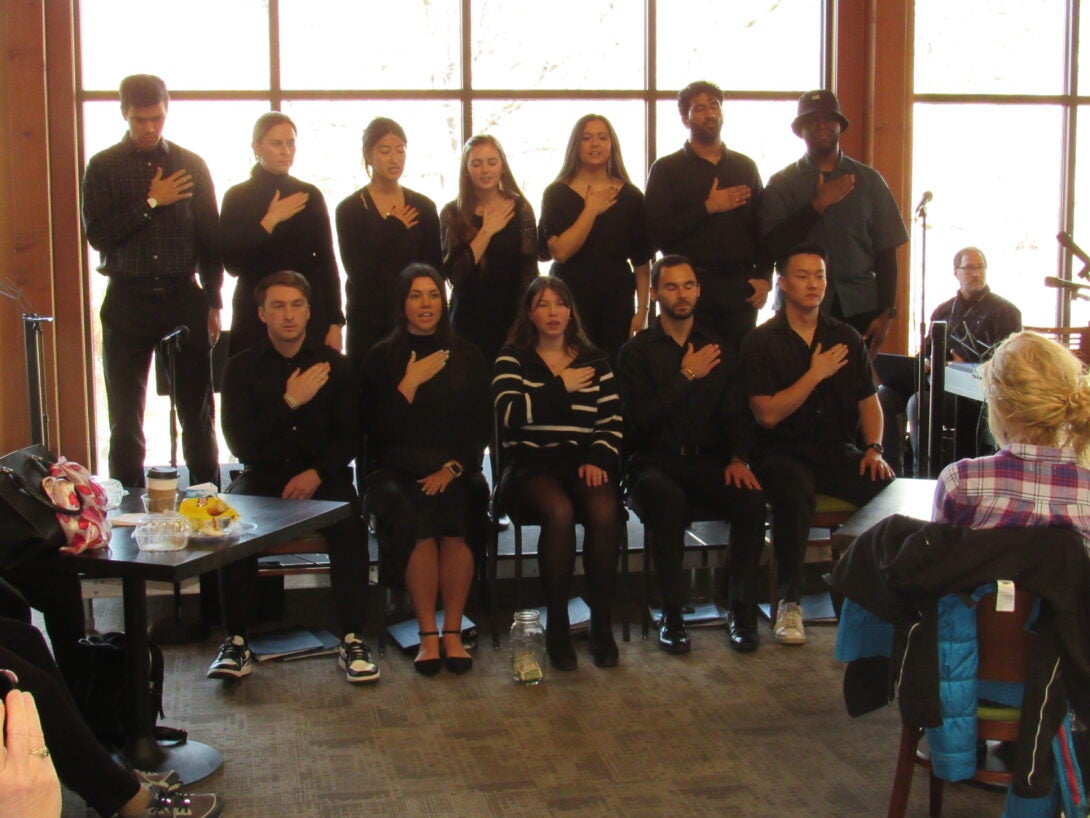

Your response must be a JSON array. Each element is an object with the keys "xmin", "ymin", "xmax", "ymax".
[{"xmin": 976, "ymin": 587, "xmax": 1035, "ymax": 683}]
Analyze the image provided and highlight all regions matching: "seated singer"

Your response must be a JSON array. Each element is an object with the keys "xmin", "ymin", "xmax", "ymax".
[
  {"xmin": 740, "ymin": 243, "xmax": 894, "ymax": 645},
  {"xmin": 493, "ymin": 277, "xmax": 624, "ymax": 671},
  {"xmin": 879, "ymin": 246, "xmax": 1021, "ymax": 474},
  {"xmin": 208, "ymin": 271, "xmax": 377, "ymax": 685},
  {"xmin": 618, "ymin": 255, "xmax": 766, "ymax": 654},
  {"xmin": 361, "ymin": 264, "xmax": 490, "ymax": 676}
]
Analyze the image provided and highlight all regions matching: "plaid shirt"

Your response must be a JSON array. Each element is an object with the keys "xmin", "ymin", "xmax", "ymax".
[
  {"xmin": 933, "ymin": 444, "xmax": 1090, "ymax": 549},
  {"xmin": 81, "ymin": 135, "xmax": 222, "ymax": 307}
]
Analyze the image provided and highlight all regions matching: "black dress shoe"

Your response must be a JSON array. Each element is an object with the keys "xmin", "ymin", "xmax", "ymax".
[
  {"xmin": 657, "ymin": 610, "xmax": 691, "ymax": 654},
  {"xmin": 589, "ymin": 626, "xmax": 619, "ymax": 668},
  {"xmin": 726, "ymin": 606, "xmax": 759, "ymax": 653}
]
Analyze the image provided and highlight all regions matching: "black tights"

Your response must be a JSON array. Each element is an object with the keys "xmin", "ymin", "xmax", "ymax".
[{"xmin": 505, "ymin": 474, "xmax": 620, "ymax": 630}]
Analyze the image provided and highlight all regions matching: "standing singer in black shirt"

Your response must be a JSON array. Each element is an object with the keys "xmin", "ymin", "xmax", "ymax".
[{"xmin": 81, "ymin": 74, "xmax": 221, "ymax": 488}]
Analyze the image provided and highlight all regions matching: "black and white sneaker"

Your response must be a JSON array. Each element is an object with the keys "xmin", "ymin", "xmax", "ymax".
[
  {"xmin": 338, "ymin": 633, "xmax": 380, "ymax": 684},
  {"xmin": 206, "ymin": 635, "xmax": 251, "ymax": 680},
  {"xmin": 139, "ymin": 790, "xmax": 222, "ymax": 817}
]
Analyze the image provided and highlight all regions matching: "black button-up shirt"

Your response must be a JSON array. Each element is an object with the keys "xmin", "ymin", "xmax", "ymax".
[
  {"xmin": 220, "ymin": 336, "xmax": 360, "ymax": 480},
  {"xmin": 617, "ymin": 320, "xmax": 754, "ymax": 464},
  {"xmin": 740, "ymin": 310, "xmax": 874, "ymax": 455},
  {"xmin": 82, "ymin": 135, "xmax": 222, "ymax": 307},
  {"xmin": 645, "ymin": 142, "xmax": 771, "ymax": 282},
  {"xmin": 925, "ymin": 286, "xmax": 1022, "ymax": 362}
]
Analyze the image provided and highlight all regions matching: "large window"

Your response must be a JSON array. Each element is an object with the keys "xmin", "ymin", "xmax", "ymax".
[
  {"xmin": 77, "ymin": 0, "xmax": 826, "ymax": 470},
  {"xmin": 912, "ymin": 0, "xmax": 1089, "ymax": 340}
]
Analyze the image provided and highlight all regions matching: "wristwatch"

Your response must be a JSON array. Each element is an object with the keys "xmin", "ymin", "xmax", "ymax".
[
  {"xmin": 443, "ymin": 460, "xmax": 464, "ymax": 478},
  {"xmin": 146, "ymin": 197, "xmax": 159, "ymax": 210},
  {"xmin": 865, "ymin": 442, "xmax": 884, "ymax": 454}
]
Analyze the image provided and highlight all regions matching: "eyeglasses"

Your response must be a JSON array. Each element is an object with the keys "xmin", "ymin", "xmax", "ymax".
[{"xmin": 957, "ymin": 264, "xmax": 987, "ymax": 272}]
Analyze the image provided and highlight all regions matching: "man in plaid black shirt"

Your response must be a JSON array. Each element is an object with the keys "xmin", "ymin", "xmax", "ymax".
[{"xmin": 82, "ymin": 74, "xmax": 222, "ymax": 487}]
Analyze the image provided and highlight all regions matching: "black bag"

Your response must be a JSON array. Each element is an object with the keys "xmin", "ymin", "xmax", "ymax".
[
  {"xmin": 0, "ymin": 445, "xmax": 78, "ymax": 570},
  {"xmin": 68, "ymin": 632, "xmax": 186, "ymax": 750}
]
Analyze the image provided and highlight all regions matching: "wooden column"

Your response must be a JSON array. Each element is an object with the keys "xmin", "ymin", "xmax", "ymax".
[
  {"xmin": 836, "ymin": 0, "xmax": 915, "ymax": 352},
  {"xmin": 0, "ymin": 0, "xmax": 89, "ymax": 460}
]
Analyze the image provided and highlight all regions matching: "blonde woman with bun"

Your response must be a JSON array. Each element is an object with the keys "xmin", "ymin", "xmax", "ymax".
[{"xmin": 932, "ymin": 331, "xmax": 1090, "ymax": 546}]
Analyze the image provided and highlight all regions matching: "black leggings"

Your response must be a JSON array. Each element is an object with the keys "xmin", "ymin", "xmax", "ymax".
[{"xmin": 503, "ymin": 473, "xmax": 620, "ymax": 628}]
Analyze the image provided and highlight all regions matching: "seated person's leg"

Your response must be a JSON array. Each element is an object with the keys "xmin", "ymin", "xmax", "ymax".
[
  {"xmin": 813, "ymin": 446, "xmax": 893, "ymax": 510},
  {"xmin": 690, "ymin": 468, "xmax": 765, "ymax": 653},
  {"xmin": 571, "ymin": 478, "xmax": 621, "ymax": 667},
  {"xmin": 207, "ymin": 467, "xmax": 288, "ymax": 681},
  {"xmin": 312, "ymin": 473, "xmax": 376, "ymax": 685},
  {"xmin": 753, "ymin": 454, "xmax": 814, "ymax": 645},
  {"xmin": 503, "ymin": 473, "xmax": 579, "ymax": 670},
  {"xmin": 437, "ymin": 535, "xmax": 475, "ymax": 673},
  {"xmin": 0, "ymin": 620, "xmax": 219, "ymax": 818},
  {"xmin": 0, "ymin": 563, "xmax": 85, "ymax": 688},
  {"xmin": 626, "ymin": 462, "xmax": 691, "ymax": 654}
]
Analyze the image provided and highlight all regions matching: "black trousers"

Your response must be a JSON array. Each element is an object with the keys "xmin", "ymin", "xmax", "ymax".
[
  {"xmin": 0, "ymin": 618, "xmax": 141, "ymax": 817},
  {"xmin": 100, "ymin": 278, "xmax": 219, "ymax": 487},
  {"xmin": 0, "ymin": 560, "xmax": 85, "ymax": 687},
  {"xmin": 221, "ymin": 468, "xmax": 369, "ymax": 638},
  {"xmin": 626, "ymin": 453, "xmax": 766, "ymax": 608},
  {"xmin": 755, "ymin": 445, "xmax": 891, "ymax": 603}
]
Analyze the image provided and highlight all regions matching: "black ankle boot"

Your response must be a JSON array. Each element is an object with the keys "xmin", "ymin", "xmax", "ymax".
[
  {"xmin": 589, "ymin": 619, "xmax": 619, "ymax": 668},
  {"xmin": 546, "ymin": 619, "xmax": 577, "ymax": 671}
]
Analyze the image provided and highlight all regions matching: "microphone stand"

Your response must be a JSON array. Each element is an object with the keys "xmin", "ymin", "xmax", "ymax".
[
  {"xmin": 914, "ymin": 200, "xmax": 931, "ymax": 478},
  {"xmin": 149, "ymin": 328, "xmax": 210, "ymax": 645}
]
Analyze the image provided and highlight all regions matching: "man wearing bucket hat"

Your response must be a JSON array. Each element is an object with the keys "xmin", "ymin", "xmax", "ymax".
[{"xmin": 759, "ymin": 90, "xmax": 907, "ymax": 355}]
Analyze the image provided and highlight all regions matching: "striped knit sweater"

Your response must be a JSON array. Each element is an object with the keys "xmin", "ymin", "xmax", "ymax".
[{"xmin": 492, "ymin": 344, "xmax": 623, "ymax": 472}]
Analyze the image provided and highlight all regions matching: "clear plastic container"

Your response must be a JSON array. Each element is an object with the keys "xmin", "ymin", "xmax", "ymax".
[
  {"xmin": 133, "ymin": 512, "xmax": 190, "ymax": 551},
  {"xmin": 510, "ymin": 609, "xmax": 545, "ymax": 685}
]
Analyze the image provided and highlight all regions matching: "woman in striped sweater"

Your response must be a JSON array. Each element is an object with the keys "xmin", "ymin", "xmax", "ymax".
[{"xmin": 493, "ymin": 277, "xmax": 624, "ymax": 671}]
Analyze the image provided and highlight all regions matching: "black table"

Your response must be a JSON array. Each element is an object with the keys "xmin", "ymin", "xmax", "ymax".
[
  {"xmin": 829, "ymin": 478, "xmax": 937, "ymax": 551},
  {"xmin": 60, "ymin": 492, "xmax": 350, "ymax": 783}
]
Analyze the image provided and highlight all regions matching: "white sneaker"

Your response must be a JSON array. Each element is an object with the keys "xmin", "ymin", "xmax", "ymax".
[
  {"xmin": 773, "ymin": 601, "xmax": 806, "ymax": 645},
  {"xmin": 206, "ymin": 635, "xmax": 251, "ymax": 679},
  {"xmin": 338, "ymin": 633, "xmax": 380, "ymax": 684}
]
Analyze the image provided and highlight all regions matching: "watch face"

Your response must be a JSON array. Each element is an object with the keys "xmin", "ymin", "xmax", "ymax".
[{"xmin": 869, "ymin": 443, "xmax": 884, "ymax": 454}]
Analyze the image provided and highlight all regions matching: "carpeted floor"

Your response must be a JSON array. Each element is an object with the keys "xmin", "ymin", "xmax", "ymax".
[{"xmin": 57, "ymin": 575, "xmax": 1007, "ymax": 817}]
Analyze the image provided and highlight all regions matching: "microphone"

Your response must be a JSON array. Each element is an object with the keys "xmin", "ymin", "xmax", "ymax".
[
  {"xmin": 1044, "ymin": 275, "xmax": 1089, "ymax": 291},
  {"xmin": 160, "ymin": 326, "xmax": 189, "ymax": 348},
  {"xmin": 1057, "ymin": 231, "xmax": 1090, "ymax": 266},
  {"xmin": 914, "ymin": 190, "xmax": 932, "ymax": 217}
]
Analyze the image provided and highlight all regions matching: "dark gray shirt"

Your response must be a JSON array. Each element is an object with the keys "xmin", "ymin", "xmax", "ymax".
[{"xmin": 759, "ymin": 152, "xmax": 907, "ymax": 317}]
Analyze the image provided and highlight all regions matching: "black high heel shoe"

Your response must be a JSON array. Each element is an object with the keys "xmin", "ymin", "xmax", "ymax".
[
  {"xmin": 414, "ymin": 631, "xmax": 442, "ymax": 676},
  {"xmin": 441, "ymin": 629, "xmax": 473, "ymax": 674}
]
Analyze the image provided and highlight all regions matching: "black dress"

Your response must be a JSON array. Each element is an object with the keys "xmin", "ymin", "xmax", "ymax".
[
  {"xmin": 538, "ymin": 181, "xmax": 649, "ymax": 362},
  {"xmin": 220, "ymin": 165, "xmax": 344, "ymax": 355},
  {"xmin": 440, "ymin": 197, "xmax": 538, "ymax": 365},
  {"xmin": 335, "ymin": 186, "xmax": 441, "ymax": 366},
  {"xmin": 360, "ymin": 333, "xmax": 491, "ymax": 588}
]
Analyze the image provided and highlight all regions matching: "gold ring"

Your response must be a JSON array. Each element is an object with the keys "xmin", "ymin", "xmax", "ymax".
[{"xmin": 30, "ymin": 746, "xmax": 50, "ymax": 758}]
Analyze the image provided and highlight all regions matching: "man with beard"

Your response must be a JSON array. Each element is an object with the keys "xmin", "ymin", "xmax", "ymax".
[
  {"xmin": 759, "ymin": 90, "xmax": 908, "ymax": 355},
  {"xmin": 645, "ymin": 81, "xmax": 771, "ymax": 351},
  {"xmin": 617, "ymin": 256, "xmax": 767, "ymax": 654}
]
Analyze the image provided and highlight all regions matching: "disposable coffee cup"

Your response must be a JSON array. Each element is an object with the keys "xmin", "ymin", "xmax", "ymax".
[{"xmin": 146, "ymin": 466, "xmax": 179, "ymax": 513}]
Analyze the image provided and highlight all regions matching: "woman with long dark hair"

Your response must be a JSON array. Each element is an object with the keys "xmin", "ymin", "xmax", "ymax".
[
  {"xmin": 220, "ymin": 111, "xmax": 343, "ymax": 355},
  {"xmin": 492, "ymin": 276, "xmax": 624, "ymax": 671},
  {"xmin": 361, "ymin": 264, "xmax": 491, "ymax": 675},
  {"xmin": 440, "ymin": 134, "xmax": 538, "ymax": 364},
  {"xmin": 539, "ymin": 114, "xmax": 650, "ymax": 363},
  {"xmin": 337, "ymin": 118, "xmax": 441, "ymax": 366}
]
